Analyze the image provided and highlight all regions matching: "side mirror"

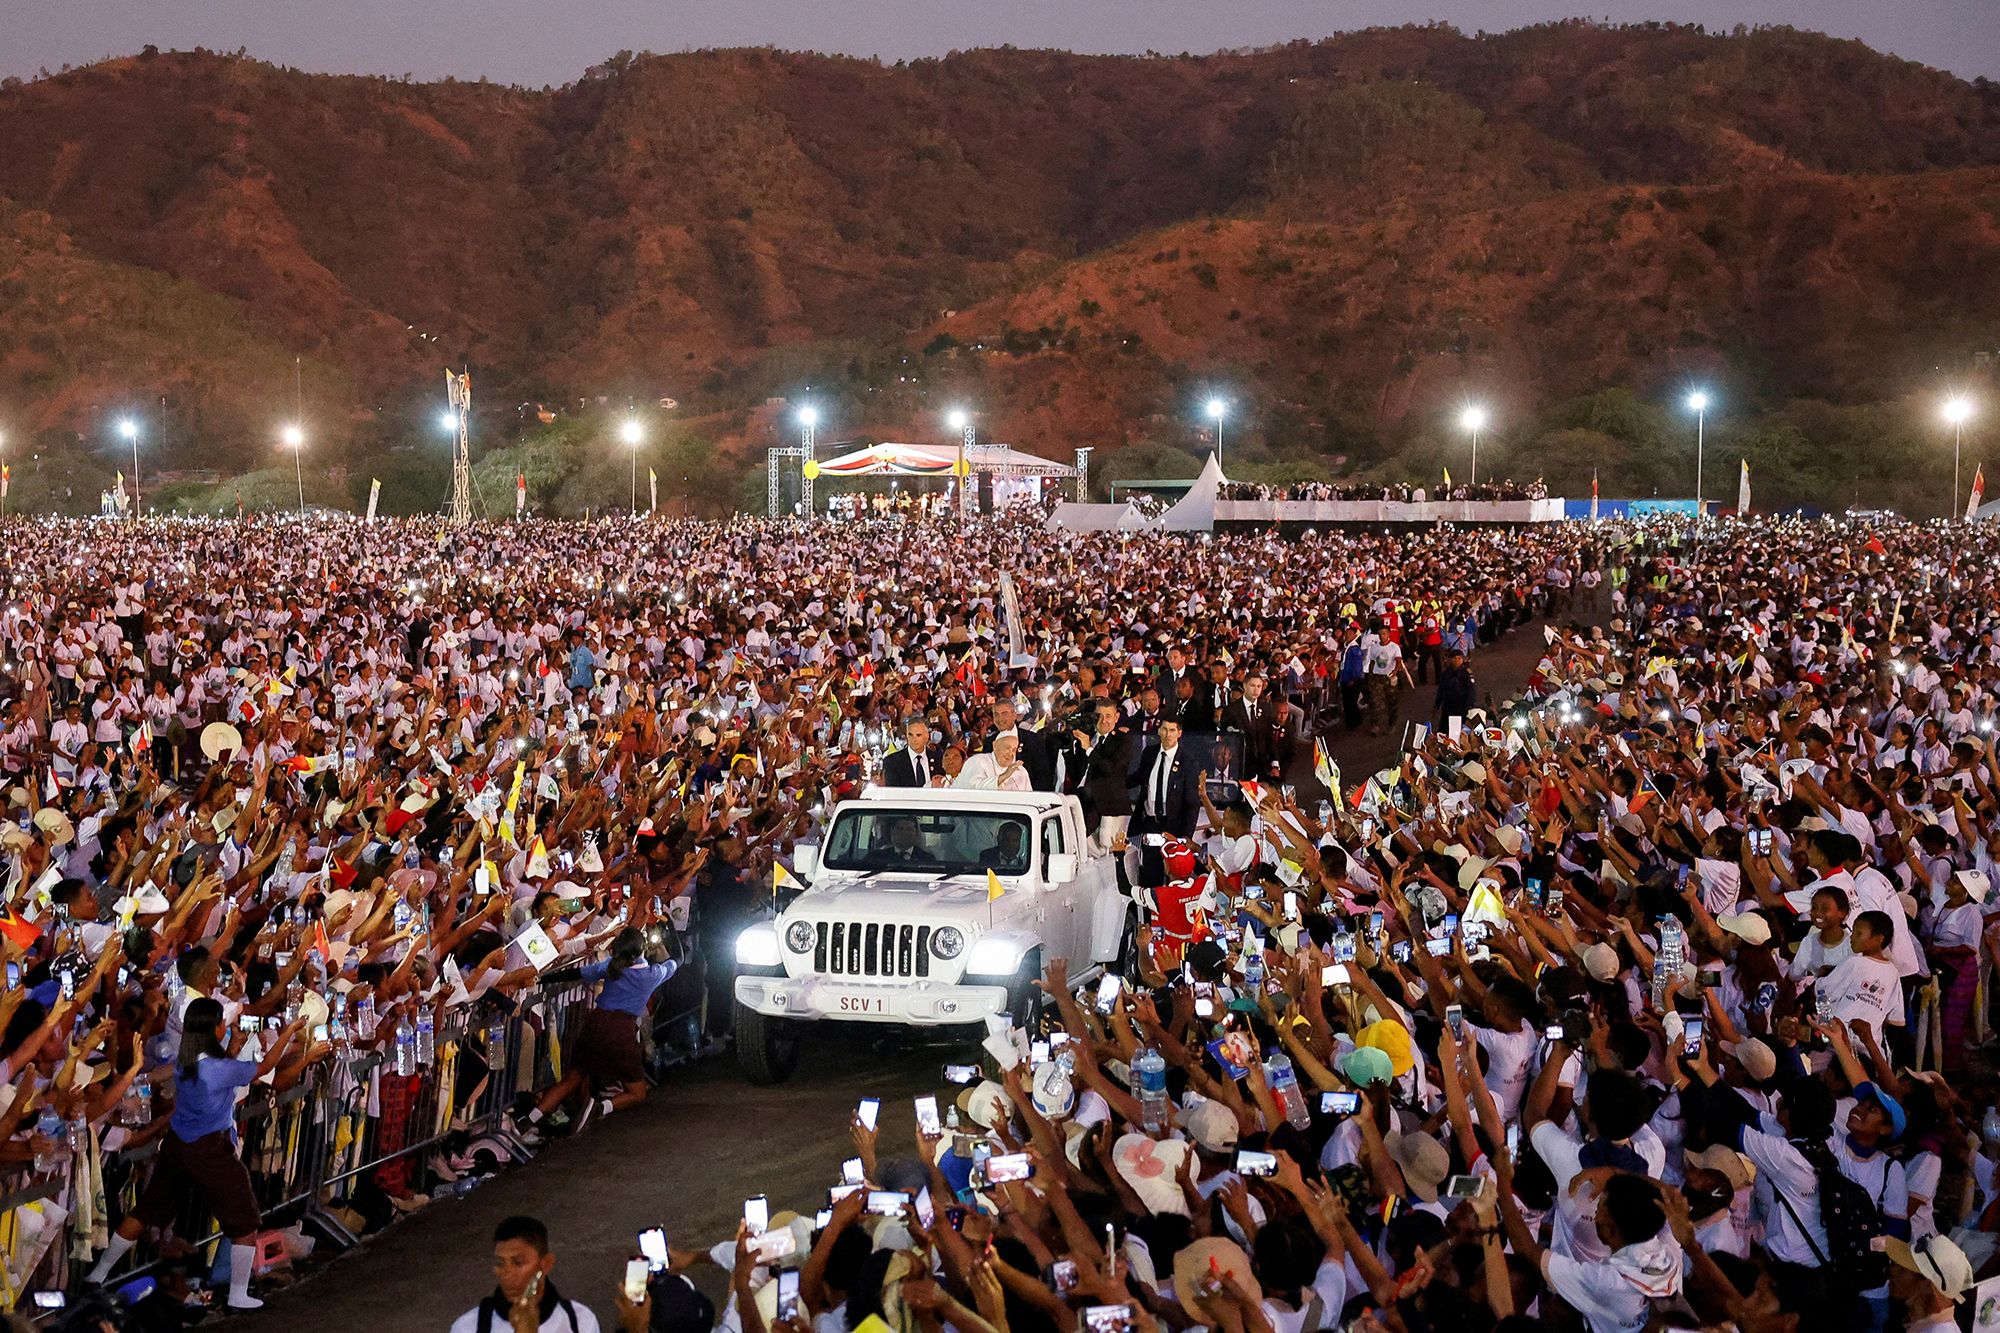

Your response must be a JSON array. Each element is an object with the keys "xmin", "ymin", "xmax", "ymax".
[
  {"xmin": 1047, "ymin": 852, "xmax": 1078, "ymax": 885},
  {"xmin": 794, "ymin": 844, "xmax": 819, "ymax": 879}
]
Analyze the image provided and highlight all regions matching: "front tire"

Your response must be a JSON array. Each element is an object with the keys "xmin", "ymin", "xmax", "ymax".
[{"xmin": 735, "ymin": 1002, "xmax": 801, "ymax": 1085}]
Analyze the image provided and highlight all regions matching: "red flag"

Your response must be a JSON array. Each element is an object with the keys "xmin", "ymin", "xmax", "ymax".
[
  {"xmin": 0, "ymin": 908, "xmax": 40, "ymax": 949},
  {"xmin": 1864, "ymin": 535, "xmax": 1887, "ymax": 557},
  {"xmin": 1, "ymin": 464, "xmax": 9, "ymax": 498}
]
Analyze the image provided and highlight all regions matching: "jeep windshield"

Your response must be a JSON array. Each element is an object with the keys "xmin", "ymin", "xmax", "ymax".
[{"xmin": 822, "ymin": 808, "xmax": 1033, "ymax": 876}]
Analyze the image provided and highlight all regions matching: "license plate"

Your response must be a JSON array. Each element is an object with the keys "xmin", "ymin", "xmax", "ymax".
[{"xmin": 838, "ymin": 995, "xmax": 888, "ymax": 1014}]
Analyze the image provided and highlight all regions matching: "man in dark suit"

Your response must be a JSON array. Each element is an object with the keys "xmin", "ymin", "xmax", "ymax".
[
  {"xmin": 1129, "ymin": 720, "xmax": 1199, "ymax": 840},
  {"xmin": 1153, "ymin": 646, "xmax": 1198, "ymax": 712},
  {"xmin": 985, "ymin": 698, "xmax": 1054, "ymax": 791},
  {"xmin": 1183, "ymin": 660, "xmax": 1232, "ymax": 737},
  {"xmin": 1066, "ymin": 701, "xmax": 1134, "ymax": 845},
  {"xmin": 881, "ymin": 719, "xmax": 942, "ymax": 788},
  {"xmin": 1221, "ymin": 673, "xmax": 1280, "ymax": 776}
]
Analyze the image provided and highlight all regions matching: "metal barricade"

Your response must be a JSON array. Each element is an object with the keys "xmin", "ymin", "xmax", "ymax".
[{"xmin": 1, "ymin": 979, "xmax": 596, "ymax": 1314}]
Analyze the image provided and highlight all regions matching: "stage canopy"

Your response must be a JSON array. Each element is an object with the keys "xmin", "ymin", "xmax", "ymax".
[{"xmin": 808, "ymin": 441, "xmax": 1077, "ymax": 479}]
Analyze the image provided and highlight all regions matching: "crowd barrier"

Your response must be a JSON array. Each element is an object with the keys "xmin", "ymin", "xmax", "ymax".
[
  {"xmin": 1212, "ymin": 497, "xmax": 1568, "ymax": 524},
  {"xmin": 0, "ymin": 980, "xmax": 593, "ymax": 1314}
]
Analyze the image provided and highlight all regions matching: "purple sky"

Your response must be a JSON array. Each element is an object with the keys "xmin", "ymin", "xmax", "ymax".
[{"xmin": 5, "ymin": 0, "xmax": 1995, "ymax": 84}]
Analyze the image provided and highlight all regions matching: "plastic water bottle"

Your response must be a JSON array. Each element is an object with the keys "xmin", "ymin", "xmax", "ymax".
[
  {"xmin": 33, "ymin": 1108, "xmax": 62, "ymax": 1174},
  {"xmin": 485, "ymin": 1017, "xmax": 507, "ymax": 1071},
  {"xmin": 1983, "ymin": 1106, "xmax": 2000, "ymax": 1148},
  {"xmin": 393, "ymin": 1016, "xmax": 417, "ymax": 1076},
  {"xmin": 135, "ymin": 1081, "xmax": 154, "ymax": 1126},
  {"xmin": 331, "ymin": 994, "xmax": 350, "ymax": 1047},
  {"xmin": 1318, "ymin": 801, "xmax": 1333, "ymax": 828},
  {"xmin": 67, "ymin": 1114, "xmax": 87, "ymax": 1154},
  {"xmin": 1266, "ymin": 1053, "xmax": 1313, "ymax": 1130},
  {"xmin": 1653, "ymin": 917, "xmax": 1685, "ymax": 1009},
  {"xmin": 415, "ymin": 1011, "xmax": 436, "ymax": 1067},
  {"xmin": 1135, "ymin": 1047, "xmax": 1171, "ymax": 1134},
  {"xmin": 355, "ymin": 995, "xmax": 378, "ymax": 1042}
]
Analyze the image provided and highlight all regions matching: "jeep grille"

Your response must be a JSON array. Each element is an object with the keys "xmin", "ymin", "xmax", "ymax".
[{"xmin": 814, "ymin": 922, "xmax": 932, "ymax": 979}]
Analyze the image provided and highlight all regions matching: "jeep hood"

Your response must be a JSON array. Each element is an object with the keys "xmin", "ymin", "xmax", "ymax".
[{"xmin": 790, "ymin": 873, "xmax": 1013, "ymax": 922}]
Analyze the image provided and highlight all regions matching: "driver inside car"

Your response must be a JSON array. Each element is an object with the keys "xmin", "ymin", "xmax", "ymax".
[
  {"xmin": 877, "ymin": 815, "xmax": 929, "ymax": 865},
  {"xmin": 975, "ymin": 822, "xmax": 1030, "ymax": 875}
]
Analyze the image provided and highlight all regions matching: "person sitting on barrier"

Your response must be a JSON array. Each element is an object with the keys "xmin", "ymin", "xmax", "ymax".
[
  {"xmin": 87, "ymin": 997, "xmax": 316, "ymax": 1309},
  {"xmin": 525, "ymin": 926, "xmax": 678, "ymax": 1136}
]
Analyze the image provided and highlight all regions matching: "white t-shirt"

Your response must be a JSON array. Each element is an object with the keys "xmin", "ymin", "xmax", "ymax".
[
  {"xmin": 448, "ymin": 1297, "xmax": 601, "ymax": 1333},
  {"xmin": 1817, "ymin": 952, "xmax": 1904, "ymax": 1042},
  {"xmin": 1473, "ymin": 1022, "xmax": 1538, "ymax": 1119}
]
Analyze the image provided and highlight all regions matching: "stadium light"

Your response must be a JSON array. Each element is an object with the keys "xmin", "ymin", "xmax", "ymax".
[
  {"xmin": 116, "ymin": 418, "xmax": 141, "ymax": 519},
  {"xmin": 1945, "ymin": 395, "xmax": 1976, "ymax": 519},
  {"xmin": 1687, "ymin": 390, "xmax": 1711, "ymax": 516},
  {"xmin": 438, "ymin": 410, "xmax": 459, "ymax": 433},
  {"xmin": 1204, "ymin": 398, "xmax": 1228, "ymax": 462},
  {"xmin": 279, "ymin": 424, "xmax": 305, "ymax": 515},
  {"xmin": 1458, "ymin": 405, "xmax": 1489, "ymax": 486},
  {"xmin": 620, "ymin": 417, "xmax": 645, "ymax": 514},
  {"xmin": 797, "ymin": 406, "xmax": 819, "ymax": 428}
]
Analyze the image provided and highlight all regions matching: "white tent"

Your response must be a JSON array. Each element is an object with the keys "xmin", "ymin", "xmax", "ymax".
[
  {"xmin": 1156, "ymin": 453, "xmax": 1226, "ymax": 532},
  {"xmin": 1046, "ymin": 500, "xmax": 1152, "ymax": 532}
]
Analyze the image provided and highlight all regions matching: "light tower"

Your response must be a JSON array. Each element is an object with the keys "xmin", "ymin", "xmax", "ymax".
[
  {"xmin": 948, "ymin": 408, "xmax": 974, "ymax": 523},
  {"xmin": 280, "ymin": 425, "xmax": 305, "ymax": 515},
  {"xmin": 1944, "ymin": 396, "xmax": 1975, "ymax": 519},
  {"xmin": 1458, "ymin": 405, "xmax": 1489, "ymax": 488},
  {"xmin": 444, "ymin": 370, "xmax": 473, "ymax": 525},
  {"xmin": 798, "ymin": 406, "xmax": 818, "ymax": 518},
  {"xmin": 1687, "ymin": 390, "xmax": 1711, "ymax": 516}
]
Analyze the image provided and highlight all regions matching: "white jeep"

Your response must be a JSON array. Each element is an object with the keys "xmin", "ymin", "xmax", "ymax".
[{"xmin": 732, "ymin": 786, "xmax": 1133, "ymax": 1083}]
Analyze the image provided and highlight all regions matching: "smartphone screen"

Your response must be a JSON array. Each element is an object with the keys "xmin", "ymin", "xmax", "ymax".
[
  {"xmin": 238, "ymin": 1015, "xmax": 261, "ymax": 1033},
  {"xmin": 1320, "ymin": 1090, "xmax": 1361, "ymax": 1115},
  {"xmin": 1283, "ymin": 890, "xmax": 1299, "ymax": 920},
  {"xmin": 1682, "ymin": 1017, "xmax": 1704, "ymax": 1056},
  {"xmin": 984, "ymin": 1152, "xmax": 1033, "ymax": 1184},
  {"xmin": 1095, "ymin": 974, "xmax": 1124, "ymax": 1015},
  {"xmin": 943, "ymin": 1063, "xmax": 981, "ymax": 1085},
  {"xmin": 842, "ymin": 1157, "xmax": 865, "ymax": 1185},
  {"xmin": 639, "ymin": 1227, "xmax": 669, "ymax": 1270},
  {"xmin": 1444, "ymin": 1173, "xmax": 1484, "ymax": 1200},
  {"xmin": 915, "ymin": 1095, "xmax": 941, "ymax": 1135},
  {"xmin": 1446, "ymin": 1004, "xmax": 1465, "ymax": 1039},
  {"xmin": 856, "ymin": 1098, "xmax": 880, "ymax": 1132},
  {"xmin": 777, "ymin": 1270, "xmax": 801, "ymax": 1321},
  {"xmin": 1367, "ymin": 910, "xmax": 1385, "ymax": 936},
  {"xmin": 744, "ymin": 1195, "xmax": 769, "ymax": 1235},
  {"xmin": 624, "ymin": 1258, "xmax": 650, "ymax": 1303},
  {"xmin": 1391, "ymin": 940, "xmax": 1413, "ymax": 962},
  {"xmin": 1236, "ymin": 1149, "xmax": 1278, "ymax": 1177},
  {"xmin": 1051, "ymin": 1259, "xmax": 1079, "ymax": 1294},
  {"xmin": 865, "ymin": 1190, "xmax": 910, "ymax": 1216}
]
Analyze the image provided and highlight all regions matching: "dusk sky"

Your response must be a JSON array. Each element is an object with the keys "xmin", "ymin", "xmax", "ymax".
[{"xmin": 4, "ymin": 0, "xmax": 1997, "ymax": 85}]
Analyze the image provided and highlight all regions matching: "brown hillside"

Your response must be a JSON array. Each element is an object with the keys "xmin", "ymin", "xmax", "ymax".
[{"xmin": 0, "ymin": 24, "xmax": 1994, "ymax": 473}]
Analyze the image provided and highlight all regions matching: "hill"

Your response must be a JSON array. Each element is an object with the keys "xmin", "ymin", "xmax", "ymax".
[{"xmin": 0, "ymin": 25, "xmax": 1996, "ymax": 512}]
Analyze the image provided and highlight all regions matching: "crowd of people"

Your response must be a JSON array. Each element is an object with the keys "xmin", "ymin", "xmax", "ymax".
[
  {"xmin": 1215, "ymin": 480, "xmax": 1549, "ymax": 504},
  {"xmin": 8, "ymin": 509, "xmax": 2000, "ymax": 1333},
  {"xmin": 478, "ymin": 515, "xmax": 2000, "ymax": 1333},
  {"xmin": 0, "ymin": 510, "xmax": 1580, "ymax": 1324}
]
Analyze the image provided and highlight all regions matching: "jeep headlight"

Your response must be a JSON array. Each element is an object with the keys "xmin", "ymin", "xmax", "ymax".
[
  {"xmin": 964, "ymin": 936, "xmax": 1026, "ymax": 976},
  {"xmin": 931, "ymin": 927, "xmax": 965, "ymax": 960},
  {"xmin": 785, "ymin": 921, "xmax": 817, "ymax": 954},
  {"xmin": 735, "ymin": 924, "xmax": 782, "ymax": 969}
]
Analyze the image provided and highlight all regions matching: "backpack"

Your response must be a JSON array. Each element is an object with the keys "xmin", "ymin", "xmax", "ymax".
[{"xmin": 1779, "ymin": 1139, "xmax": 1890, "ymax": 1292}]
